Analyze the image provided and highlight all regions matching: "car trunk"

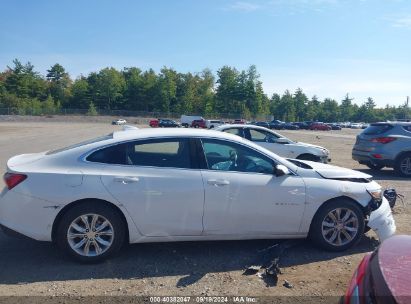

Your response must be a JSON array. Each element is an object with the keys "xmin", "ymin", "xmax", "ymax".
[{"xmin": 6, "ymin": 152, "xmax": 47, "ymax": 172}]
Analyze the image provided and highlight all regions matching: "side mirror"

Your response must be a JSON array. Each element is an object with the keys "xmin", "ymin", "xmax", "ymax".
[
  {"xmin": 274, "ymin": 164, "xmax": 290, "ymax": 177},
  {"xmin": 276, "ymin": 138, "xmax": 289, "ymax": 144}
]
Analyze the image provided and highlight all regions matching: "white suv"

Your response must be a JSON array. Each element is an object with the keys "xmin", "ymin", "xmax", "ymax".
[
  {"xmin": 216, "ymin": 124, "xmax": 331, "ymax": 163},
  {"xmin": 206, "ymin": 120, "xmax": 225, "ymax": 129}
]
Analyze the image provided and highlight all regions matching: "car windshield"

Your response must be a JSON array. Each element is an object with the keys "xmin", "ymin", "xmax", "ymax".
[
  {"xmin": 363, "ymin": 124, "xmax": 393, "ymax": 135},
  {"xmin": 46, "ymin": 134, "xmax": 113, "ymax": 155}
]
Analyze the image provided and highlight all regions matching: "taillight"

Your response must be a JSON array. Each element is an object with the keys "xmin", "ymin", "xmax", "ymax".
[
  {"xmin": 370, "ymin": 137, "xmax": 396, "ymax": 144},
  {"xmin": 3, "ymin": 172, "xmax": 27, "ymax": 190},
  {"xmin": 344, "ymin": 253, "xmax": 372, "ymax": 304}
]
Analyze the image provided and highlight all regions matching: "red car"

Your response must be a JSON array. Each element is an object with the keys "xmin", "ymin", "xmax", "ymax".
[
  {"xmin": 149, "ymin": 119, "xmax": 159, "ymax": 128},
  {"xmin": 342, "ymin": 235, "xmax": 411, "ymax": 304},
  {"xmin": 233, "ymin": 119, "xmax": 247, "ymax": 124},
  {"xmin": 310, "ymin": 122, "xmax": 331, "ymax": 131},
  {"xmin": 191, "ymin": 119, "xmax": 207, "ymax": 128}
]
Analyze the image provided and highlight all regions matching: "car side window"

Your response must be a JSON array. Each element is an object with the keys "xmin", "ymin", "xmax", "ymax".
[
  {"xmin": 87, "ymin": 138, "xmax": 192, "ymax": 169},
  {"xmin": 248, "ymin": 129, "xmax": 279, "ymax": 143},
  {"xmin": 402, "ymin": 126, "xmax": 411, "ymax": 133},
  {"xmin": 223, "ymin": 128, "xmax": 244, "ymax": 137},
  {"xmin": 201, "ymin": 139, "xmax": 274, "ymax": 174},
  {"xmin": 86, "ymin": 143, "xmax": 127, "ymax": 164}
]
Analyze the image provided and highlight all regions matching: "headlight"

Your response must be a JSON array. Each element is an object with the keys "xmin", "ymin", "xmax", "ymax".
[
  {"xmin": 368, "ymin": 189, "xmax": 382, "ymax": 201},
  {"xmin": 368, "ymin": 189, "xmax": 383, "ymax": 211}
]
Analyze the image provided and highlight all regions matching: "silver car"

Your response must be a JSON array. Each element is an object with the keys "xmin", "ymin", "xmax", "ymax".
[{"xmin": 352, "ymin": 122, "xmax": 411, "ymax": 177}]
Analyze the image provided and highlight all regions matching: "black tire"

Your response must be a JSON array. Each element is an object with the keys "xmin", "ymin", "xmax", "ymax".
[
  {"xmin": 309, "ymin": 199, "xmax": 365, "ymax": 251},
  {"xmin": 366, "ymin": 163, "xmax": 383, "ymax": 171},
  {"xmin": 297, "ymin": 154, "xmax": 320, "ymax": 162},
  {"xmin": 56, "ymin": 202, "xmax": 126, "ymax": 263},
  {"xmin": 394, "ymin": 153, "xmax": 411, "ymax": 177}
]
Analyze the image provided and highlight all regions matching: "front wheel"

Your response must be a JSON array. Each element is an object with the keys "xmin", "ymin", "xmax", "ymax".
[
  {"xmin": 56, "ymin": 202, "xmax": 126, "ymax": 263},
  {"xmin": 309, "ymin": 199, "xmax": 365, "ymax": 251}
]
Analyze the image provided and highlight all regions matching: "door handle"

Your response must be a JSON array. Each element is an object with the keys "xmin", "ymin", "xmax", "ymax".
[
  {"xmin": 207, "ymin": 179, "xmax": 230, "ymax": 186},
  {"xmin": 114, "ymin": 176, "xmax": 140, "ymax": 184}
]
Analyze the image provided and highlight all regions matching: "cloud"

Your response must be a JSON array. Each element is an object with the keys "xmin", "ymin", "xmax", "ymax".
[
  {"xmin": 392, "ymin": 16, "xmax": 411, "ymax": 29},
  {"xmin": 227, "ymin": 1, "xmax": 262, "ymax": 12}
]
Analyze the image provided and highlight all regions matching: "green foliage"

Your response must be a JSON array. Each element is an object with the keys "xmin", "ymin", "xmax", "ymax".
[
  {"xmin": 0, "ymin": 59, "xmax": 409, "ymax": 122},
  {"xmin": 87, "ymin": 101, "xmax": 98, "ymax": 116}
]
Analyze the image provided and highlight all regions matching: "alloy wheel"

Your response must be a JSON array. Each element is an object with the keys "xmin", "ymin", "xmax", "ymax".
[
  {"xmin": 67, "ymin": 214, "xmax": 114, "ymax": 257},
  {"xmin": 321, "ymin": 208, "xmax": 359, "ymax": 247}
]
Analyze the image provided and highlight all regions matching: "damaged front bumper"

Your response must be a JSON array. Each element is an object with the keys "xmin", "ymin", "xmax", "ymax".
[{"xmin": 367, "ymin": 197, "xmax": 396, "ymax": 242}]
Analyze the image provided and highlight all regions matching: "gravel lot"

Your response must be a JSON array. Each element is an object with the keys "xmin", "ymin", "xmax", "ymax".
[{"xmin": 0, "ymin": 119, "xmax": 409, "ymax": 300}]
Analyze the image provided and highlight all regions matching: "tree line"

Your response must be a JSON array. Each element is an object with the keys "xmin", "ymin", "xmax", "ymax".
[{"xmin": 0, "ymin": 59, "xmax": 409, "ymax": 122}]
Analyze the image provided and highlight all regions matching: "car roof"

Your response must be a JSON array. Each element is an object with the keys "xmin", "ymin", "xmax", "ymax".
[
  {"xmin": 217, "ymin": 124, "xmax": 269, "ymax": 130},
  {"xmin": 372, "ymin": 121, "xmax": 411, "ymax": 126},
  {"xmin": 112, "ymin": 127, "xmax": 245, "ymax": 141},
  {"xmin": 377, "ymin": 235, "xmax": 411, "ymax": 302}
]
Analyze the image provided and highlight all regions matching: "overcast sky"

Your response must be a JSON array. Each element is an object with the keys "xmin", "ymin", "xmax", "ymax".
[{"xmin": 1, "ymin": 0, "xmax": 410, "ymax": 107}]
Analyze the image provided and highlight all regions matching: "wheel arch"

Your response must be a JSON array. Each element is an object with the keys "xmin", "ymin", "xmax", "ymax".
[
  {"xmin": 395, "ymin": 150, "xmax": 411, "ymax": 162},
  {"xmin": 51, "ymin": 198, "xmax": 129, "ymax": 244},
  {"xmin": 308, "ymin": 195, "xmax": 367, "ymax": 232}
]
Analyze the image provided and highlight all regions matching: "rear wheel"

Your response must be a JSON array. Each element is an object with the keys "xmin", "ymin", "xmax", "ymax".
[
  {"xmin": 366, "ymin": 163, "xmax": 384, "ymax": 171},
  {"xmin": 56, "ymin": 202, "xmax": 126, "ymax": 263},
  {"xmin": 309, "ymin": 199, "xmax": 365, "ymax": 251},
  {"xmin": 395, "ymin": 153, "xmax": 411, "ymax": 177}
]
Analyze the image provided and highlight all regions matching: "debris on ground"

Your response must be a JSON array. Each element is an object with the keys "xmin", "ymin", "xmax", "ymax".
[
  {"xmin": 246, "ymin": 240, "xmax": 299, "ymax": 287},
  {"xmin": 283, "ymin": 280, "xmax": 293, "ymax": 289},
  {"xmin": 243, "ymin": 265, "xmax": 261, "ymax": 275}
]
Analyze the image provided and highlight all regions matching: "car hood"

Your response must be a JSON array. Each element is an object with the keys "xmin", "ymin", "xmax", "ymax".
[
  {"xmin": 295, "ymin": 159, "xmax": 372, "ymax": 179},
  {"xmin": 292, "ymin": 141, "xmax": 328, "ymax": 151}
]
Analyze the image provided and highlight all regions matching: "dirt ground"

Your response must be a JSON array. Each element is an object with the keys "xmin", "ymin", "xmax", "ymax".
[{"xmin": 0, "ymin": 118, "xmax": 409, "ymax": 301}]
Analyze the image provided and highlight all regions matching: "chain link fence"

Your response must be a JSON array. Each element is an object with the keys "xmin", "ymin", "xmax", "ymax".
[{"xmin": 0, "ymin": 107, "xmax": 273, "ymax": 122}]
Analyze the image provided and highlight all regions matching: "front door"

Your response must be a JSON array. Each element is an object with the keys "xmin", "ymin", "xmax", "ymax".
[{"xmin": 199, "ymin": 138, "xmax": 306, "ymax": 235}]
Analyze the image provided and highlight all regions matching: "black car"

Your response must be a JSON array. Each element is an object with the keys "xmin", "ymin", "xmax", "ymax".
[
  {"xmin": 269, "ymin": 120, "xmax": 285, "ymax": 130},
  {"xmin": 293, "ymin": 122, "xmax": 310, "ymax": 130},
  {"xmin": 284, "ymin": 123, "xmax": 299, "ymax": 130},
  {"xmin": 327, "ymin": 123, "xmax": 342, "ymax": 130},
  {"xmin": 252, "ymin": 121, "xmax": 270, "ymax": 128},
  {"xmin": 158, "ymin": 119, "xmax": 180, "ymax": 128}
]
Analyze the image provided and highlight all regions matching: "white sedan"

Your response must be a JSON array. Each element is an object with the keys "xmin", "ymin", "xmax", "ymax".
[
  {"xmin": 0, "ymin": 128, "xmax": 395, "ymax": 262},
  {"xmin": 111, "ymin": 119, "xmax": 127, "ymax": 125},
  {"xmin": 216, "ymin": 124, "xmax": 330, "ymax": 163}
]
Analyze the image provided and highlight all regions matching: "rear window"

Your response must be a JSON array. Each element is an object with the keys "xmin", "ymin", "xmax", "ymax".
[
  {"xmin": 46, "ymin": 135, "xmax": 112, "ymax": 155},
  {"xmin": 87, "ymin": 138, "xmax": 192, "ymax": 169},
  {"xmin": 402, "ymin": 125, "xmax": 411, "ymax": 133},
  {"xmin": 363, "ymin": 124, "xmax": 393, "ymax": 135}
]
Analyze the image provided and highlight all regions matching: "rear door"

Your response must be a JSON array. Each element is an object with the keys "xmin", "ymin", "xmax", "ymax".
[{"xmin": 91, "ymin": 138, "xmax": 205, "ymax": 236}]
